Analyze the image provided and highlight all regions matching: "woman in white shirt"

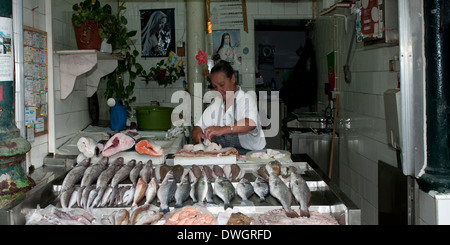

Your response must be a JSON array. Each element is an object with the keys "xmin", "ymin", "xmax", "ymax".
[{"xmin": 192, "ymin": 61, "xmax": 266, "ymax": 154}]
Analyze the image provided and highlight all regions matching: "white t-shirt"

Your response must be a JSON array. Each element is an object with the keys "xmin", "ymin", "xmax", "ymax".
[{"xmin": 195, "ymin": 87, "xmax": 266, "ymax": 151}]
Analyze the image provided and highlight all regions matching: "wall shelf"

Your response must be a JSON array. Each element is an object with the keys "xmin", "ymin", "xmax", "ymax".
[{"xmin": 56, "ymin": 50, "xmax": 118, "ymax": 100}]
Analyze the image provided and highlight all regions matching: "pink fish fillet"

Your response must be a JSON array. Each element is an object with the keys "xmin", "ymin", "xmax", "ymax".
[{"xmin": 102, "ymin": 133, "xmax": 136, "ymax": 157}]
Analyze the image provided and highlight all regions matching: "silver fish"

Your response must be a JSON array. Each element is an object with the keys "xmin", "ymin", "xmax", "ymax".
[
  {"xmin": 174, "ymin": 173, "xmax": 191, "ymax": 208},
  {"xmin": 214, "ymin": 176, "xmax": 235, "ymax": 210},
  {"xmin": 132, "ymin": 178, "xmax": 148, "ymax": 206},
  {"xmin": 236, "ymin": 178, "xmax": 254, "ymax": 202},
  {"xmin": 139, "ymin": 160, "xmax": 153, "ymax": 183},
  {"xmin": 96, "ymin": 157, "xmax": 124, "ymax": 188},
  {"xmin": 157, "ymin": 170, "xmax": 177, "ymax": 214},
  {"xmin": 130, "ymin": 161, "xmax": 144, "ymax": 187},
  {"xmin": 123, "ymin": 186, "xmax": 135, "ymax": 206},
  {"xmin": 60, "ymin": 158, "xmax": 91, "ymax": 193},
  {"xmin": 100, "ymin": 186, "xmax": 113, "ymax": 207},
  {"xmin": 290, "ymin": 171, "xmax": 312, "ymax": 217},
  {"xmin": 78, "ymin": 157, "xmax": 108, "ymax": 205},
  {"xmin": 109, "ymin": 159, "xmax": 136, "ymax": 206},
  {"xmin": 68, "ymin": 187, "xmax": 80, "ymax": 208},
  {"xmin": 254, "ymin": 176, "xmax": 269, "ymax": 202},
  {"xmin": 60, "ymin": 187, "xmax": 76, "ymax": 209},
  {"xmin": 269, "ymin": 172, "xmax": 299, "ymax": 218},
  {"xmin": 86, "ymin": 187, "xmax": 100, "ymax": 208},
  {"xmin": 81, "ymin": 185, "xmax": 96, "ymax": 208},
  {"xmin": 190, "ymin": 173, "xmax": 214, "ymax": 204},
  {"xmin": 144, "ymin": 177, "xmax": 158, "ymax": 205}
]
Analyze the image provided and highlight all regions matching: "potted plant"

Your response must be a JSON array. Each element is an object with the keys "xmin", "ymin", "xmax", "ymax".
[
  {"xmin": 102, "ymin": 0, "xmax": 142, "ymax": 112},
  {"xmin": 140, "ymin": 59, "xmax": 182, "ymax": 87},
  {"xmin": 72, "ymin": 0, "xmax": 112, "ymax": 50}
]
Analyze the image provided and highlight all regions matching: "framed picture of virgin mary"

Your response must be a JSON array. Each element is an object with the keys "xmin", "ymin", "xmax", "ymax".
[{"xmin": 140, "ymin": 8, "xmax": 175, "ymax": 57}]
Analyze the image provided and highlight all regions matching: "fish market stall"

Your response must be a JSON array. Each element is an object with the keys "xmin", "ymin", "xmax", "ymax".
[{"xmin": 16, "ymin": 148, "xmax": 360, "ymax": 225}]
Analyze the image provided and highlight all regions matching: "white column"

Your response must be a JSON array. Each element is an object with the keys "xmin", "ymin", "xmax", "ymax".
[{"xmin": 186, "ymin": 0, "xmax": 206, "ymax": 126}]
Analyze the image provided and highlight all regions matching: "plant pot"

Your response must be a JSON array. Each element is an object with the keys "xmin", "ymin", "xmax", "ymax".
[{"xmin": 72, "ymin": 19, "xmax": 102, "ymax": 50}]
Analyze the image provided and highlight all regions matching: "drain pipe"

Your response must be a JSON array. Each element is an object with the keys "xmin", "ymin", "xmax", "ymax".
[{"xmin": 417, "ymin": 0, "xmax": 450, "ymax": 193}]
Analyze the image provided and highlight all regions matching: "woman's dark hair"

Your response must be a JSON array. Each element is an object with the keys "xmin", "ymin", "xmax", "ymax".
[{"xmin": 210, "ymin": 60, "xmax": 234, "ymax": 79}]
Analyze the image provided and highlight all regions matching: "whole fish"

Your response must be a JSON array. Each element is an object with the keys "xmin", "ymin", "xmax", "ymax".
[
  {"xmin": 78, "ymin": 157, "xmax": 108, "ymax": 205},
  {"xmin": 130, "ymin": 161, "xmax": 144, "ymax": 187},
  {"xmin": 139, "ymin": 160, "xmax": 153, "ymax": 183},
  {"xmin": 157, "ymin": 170, "xmax": 177, "ymax": 214},
  {"xmin": 114, "ymin": 209, "xmax": 130, "ymax": 225},
  {"xmin": 102, "ymin": 132, "xmax": 137, "ymax": 157},
  {"xmin": 132, "ymin": 178, "xmax": 148, "ymax": 206},
  {"xmin": 68, "ymin": 187, "xmax": 80, "ymax": 208},
  {"xmin": 290, "ymin": 171, "xmax": 312, "ymax": 217},
  {"xmin": 60, "ymin": 158, "xmax": 91, "ymax": 193},
  {"xmin": 254, "ymin": 176, "xmax": 269, "ymax": 202},
  {"xmin": 109, "ymin": 159, "xmax": 136, "ymax": 206},
  {"xmin": 100, "ymin": 186, "xmax": 113, "ymax": 207},
  {"xmin": 144, "ymin": 177, "xmax": 159, "ymax": 205},
  {"xmin": 77, "ymin": 136, "xmax": 97, "ymax": 158},
  {"xmin": 123, "ymin": 186, "xmax": 135, "ymax": 206},
  {"xmin": 60, "ymin": 187, "xmax": 76, "ymax": 209},
  {"xmin": 81, "ymin": 185, "xmax": 96, "ymax": 208},
  {"xmin": 86, "ymin": 187, "xmax": 100, "ymax": 208},
  {"xmin": 190, "ymin": 173, "xmax": 214, "ymax": 204},
  {"xmin": 96, "ymin": 157, "xmax": 124, "ymax": 188},
  {"xmin": 236, "ymin": 178, "xmax": 254, "ymax": 203},
  {"xmin": 174, "ymin": 173, "xmax": 191, "ymax": 208},
  {"xmin": 269, "ymin": 172, "xmax": 299, "ymax": 218},
  {"xmin": 214, "ymin": 176, "xmax": 235, "ymax": 210},
  {"xmin": 130, "ymin": 204, "xmax": 151, "ymax": 225}
]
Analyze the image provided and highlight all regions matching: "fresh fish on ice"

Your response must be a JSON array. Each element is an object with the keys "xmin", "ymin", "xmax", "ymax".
[
  {"xmin": 174, "ymin": 172, "xmax": 191, "ymax": 208},
  {"xmin": 129, "ymin": 161, "xmax": 144, "ymax": 187},
  {"xmin": 77, "ymin": 136, "xmax": 97, "ymax": 158},
  {"xmin": 60, "ymin": 158, "xmax": 91, "ymax": 193},
  {"xmin": 190, "ymin": 172, "xmax": 214, "ymax": 204},
  {"xmin": 132, "ymin": 178, "xmax": 148, "ymax": 206},
  {"xmin": 77, "ymin": 157, "xmax": 108, "ymax": 206},
  {"xmin": 86, "ymin": 187, "xmax": 100, "ymax": 208},
  {"xmin": 123, "ymin": 186, "xmax": 135, "ymax": 206},
  {"xmin": 80, "ymin": 185, "xmax": 96, "ymax": 208},
  {"xmin": 102, "ymin": 132, "xmax": 137, "ymax": 157},
  {"xmin": 139, "ymin": 160, "xmax": 153, "ymax": 183},
  {"xmin": 157, "ymin": 170, "xmax": 177, "ymax": 214},
  {"xmin": 214, "ymin": 176, "xmax": 235, "ymax": 210},
  {"xmin": 109, "ymin": 159, "xmax": 136, "ymax": 206},
  {"xmin": 144, "ymin": 177, "xmax": 158, "ymax": 205},
  {"xmin": 269, "ymin": 172, "xmax": 299, "ymax": 218},
  {"xmin": 60, "ymin": 187, "xmax": 76, "ymax": 209},
  {"xmin": 236, "ymin": 178, "xmax": 254, "ymax": 204},
  {"xmin": 114, "ymin": 209, "xmax": 130, "ymax": 225},
  {"xmin": 254, "ymin": 176, "xmax": 269, "ymax": 202},
  {"xmin": 290, "ymin": 169, "xmax": 312, "ymax": 217},
  {"xmin": 100, "ymin": 186, "xmax": 113, "ymax": 207}
]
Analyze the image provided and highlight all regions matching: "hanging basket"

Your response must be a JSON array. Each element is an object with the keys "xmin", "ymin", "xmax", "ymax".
[{"xmin": 72, "ymin": 19, "xmax": 102, "ymax": 50}]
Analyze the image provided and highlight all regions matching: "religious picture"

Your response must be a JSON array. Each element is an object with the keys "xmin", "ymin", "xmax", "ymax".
[
  {"xmin": 212, "ymin": 30, "xmax": 242, "ymax": 65},
  {"xmin": 140, "ymin": 9, "xmax": 175, "ymax": 57}
]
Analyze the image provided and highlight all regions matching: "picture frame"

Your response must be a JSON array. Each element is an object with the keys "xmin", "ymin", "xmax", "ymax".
[
  {"xmin": 212, "ymin": 29, "xmax": 242, "ymax": 65},
  {"xmin": 140, "ymin": 8, "xmax": 176, "ymax": 57}
]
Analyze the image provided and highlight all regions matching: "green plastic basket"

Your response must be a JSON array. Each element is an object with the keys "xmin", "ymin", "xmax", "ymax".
[{"xmin": 135, "ymin": 106, "xmax": 174, "ymax": 131}]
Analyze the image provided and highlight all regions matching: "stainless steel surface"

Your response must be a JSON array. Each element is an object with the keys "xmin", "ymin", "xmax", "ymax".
[{"xmin": 289, "ymin": 131, "xmax": 339, "ymax": 183}]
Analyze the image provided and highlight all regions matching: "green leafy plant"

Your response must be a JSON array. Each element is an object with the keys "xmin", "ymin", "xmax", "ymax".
[
  {"xmin": 72, "ymin": 0, "xmax": 112, "ymax": 38},
  {"xmin": 140, "ymin": 59, "xmax": 182, "ymax": 87},
  {"xmin": 102, "ymin": 0, "xmax": 143, "ymax": 111}
]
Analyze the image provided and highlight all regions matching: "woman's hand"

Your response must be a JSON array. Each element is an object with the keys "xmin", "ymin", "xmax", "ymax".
[
  {"xmin": 203, "ymin": 126, "xmax": 228, "ymax": 141},
  {"xmin": 192, "ymin": 126, "xmax": 205, "ymax": 144}
]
